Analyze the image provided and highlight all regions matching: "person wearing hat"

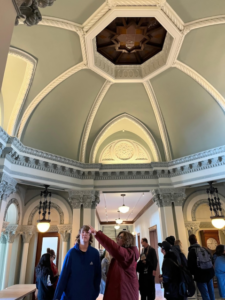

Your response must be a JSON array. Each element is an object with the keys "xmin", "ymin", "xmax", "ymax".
[
  {"xmin": 158, "ymin": 241, "xmax": 184, "ymax": 300},
  {"xmin": 165, "ymin": 236, "xmax": 182, "ymax": 265}
]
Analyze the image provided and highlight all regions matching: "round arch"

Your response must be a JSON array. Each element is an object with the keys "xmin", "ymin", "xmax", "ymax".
[{"xmin": 3, "ymin": 198, "xmax": 20, "ymax": 224}]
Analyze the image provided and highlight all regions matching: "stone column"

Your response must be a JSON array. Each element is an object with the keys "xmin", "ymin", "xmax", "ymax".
[
  {"xmin": 19, "ymin": 227, "xmax": 35, "ymax": 284},
  {"xmin": 58, "ymin": 224, "xmax": 71, "ymax": 268},
  {"xmin": 0, "ymin": 233, "xmax": 7, "ymax": 290},
  {"xmin": 2, "ymin": 226, "xmax": 18, "ymax": 289},
  {"xmin": 152, "ymin": 188, "xmax": 187, "ymax": 248},
  {"xmin": 68, "ymin": 191, "xmax": 99, "ymax": 248},
  {"xmin": 0, "ymin": 173, "xmax": 17, "ymax": 234}
]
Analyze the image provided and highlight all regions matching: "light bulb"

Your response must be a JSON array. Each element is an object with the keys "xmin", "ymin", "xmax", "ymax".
[
  {"xmin": 115, "ymin": 218, "xmax": 123, "ymax": 224},
  {"xmin": 114, "ymin": 225, "xmax": 120, "ymax": 230},
  {"xmin": 211, "ymin": 217, "xmax": 225, "ymax": 229},
  {"xmin": 118, "ymin": 205, "xmax": 129, "ymax": 214},
  {"xmin": 37, "ymin": 220, "xmax": 50, "ymax": 232}
]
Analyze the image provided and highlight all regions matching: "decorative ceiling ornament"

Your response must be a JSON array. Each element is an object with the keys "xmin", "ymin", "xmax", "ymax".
[
  {"xmin": 13, "ymin": 0, "xmax": 56, "ymax": 26},
  {"xmin": 207, "ymin": 182, "xmax": 225, "ymax": 229},
  {"xmin": 37, "ymin": 185, "xmax": 52, "ymax": 233},
  {"xmin": 100, "ymin": 139, "xmax": 151, "ymax": 164},
  {"xmin": 118, "ymin": 194, "xmax": 130, "ymax": 214}
]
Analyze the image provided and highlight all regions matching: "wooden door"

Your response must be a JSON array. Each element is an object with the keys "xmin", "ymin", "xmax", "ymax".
[
  {"xmin": 149, "ymin": 225, "xmax": 160, "ymax": 284},
  {"xmin": 200, "ymin": 230, "xmax": 220, "ymax": 254}
]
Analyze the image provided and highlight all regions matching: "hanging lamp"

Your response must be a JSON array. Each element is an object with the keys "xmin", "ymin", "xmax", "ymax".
[
  {"xmin": 115, "ymin": 210, "xmax": 123, "ymax": 224},
  {"xmin": 207, "ymin": 182, "xmax": 225, "ymax": 229},
  {"xmin": 37, "ymin": 185, "xmax": 51, "ymax": 232},
  {"xmin": 118, "ymin": 194, "xmax": 129, "ymax": 214}
]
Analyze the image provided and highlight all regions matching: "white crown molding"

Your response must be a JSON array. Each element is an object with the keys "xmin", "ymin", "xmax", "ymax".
[
  {"xmin": 143, "ymin": 81, "xmax": 172, "ymax": 161},
  {"xmin": 173, "ymin": 60, "xmax": 225, "ymax": 113},
  {"xmin": 184, "ymin": 15, "xmax": 225, "ymax": 35},
  {"xmin": 6, "ymin": 47, "xmax": 37, "ymax": 136},
  {"xmin": 79, "ymin": 80, "xmax": 112, "ymax": 163},
  {"xmin": 17, "ymin": 62, "xmax": 87, "ymax": 139},
  {"xmin": 90, "ymin": 113, "xmax": 162, "ymax": 163},
  {"xmin": 161, "ymin": 2, "xmax": 184, "ymax": 31}
]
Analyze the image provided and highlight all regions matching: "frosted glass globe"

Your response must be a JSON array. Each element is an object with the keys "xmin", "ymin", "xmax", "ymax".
[{"xmin": 211, "ymin": 217, "xmax": 225, "ymax": 229}]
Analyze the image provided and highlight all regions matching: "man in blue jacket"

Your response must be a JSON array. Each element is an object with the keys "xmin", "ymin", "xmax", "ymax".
[{"xmin": 54, "ymin": 225, "xmax": 101, "ymax": 300}]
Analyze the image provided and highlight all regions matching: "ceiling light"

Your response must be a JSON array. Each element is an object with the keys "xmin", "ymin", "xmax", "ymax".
[
  {"xmin": 37, "ymin": 185, "xmax": 51, "ymax": 233},
  {"xmin": 114, "ymin": 225, "xmax": 120, "ymax": 230},
  {"xmin": 118, "ymin": 194, "xmax": 129, "ymax": 214},
  {"xmin": 142, "ymin": 193, "xmax": 144, "ymax": 196},
  {"xmin": 115, "ymin": 211, "xmax": 123, "ymax": 224},
  {"xmin": 207, "ymin": 182, "xmax": 225, "ymax": 229}
]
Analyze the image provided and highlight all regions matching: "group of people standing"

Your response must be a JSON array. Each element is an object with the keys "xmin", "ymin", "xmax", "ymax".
[{"xmin": 35, "ymin": 225, "xmax": 225, "ymax": 300}]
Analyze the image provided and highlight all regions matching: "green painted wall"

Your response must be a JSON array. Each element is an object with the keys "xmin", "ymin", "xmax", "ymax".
[
  {"xmin": 87, "ymin": 83, "xmax": 164, "ymax": 162},
  {"xmin": 179, "ymin": 24, "xmax": 225, "ymax": 98},
  {"xmin": 151, "ymin": 68, "xmax": 225, "ymax": 159},
  {"xmin": 168, "ymin": 0, "xmax": 225, "ymax": 23},
  {"xmin": 22, "ymin": 70, "xmax": 105, "ymax": 160}
]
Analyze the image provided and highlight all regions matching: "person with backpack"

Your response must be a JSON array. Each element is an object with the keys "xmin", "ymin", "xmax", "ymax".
[
  {"xmin": 214, "ymin": 245, "xmax": 225, "ymax": 299},
  {"xmin": 174, "ymin": 240, "xmax": 188, "ymax": 267},
  {"xmin": 158, "ymin": 241, "xmax": 186, "ymax": 300},
  {"xmin": 187, "ymin": 234, "xmax": 215, "ymax": 300}
]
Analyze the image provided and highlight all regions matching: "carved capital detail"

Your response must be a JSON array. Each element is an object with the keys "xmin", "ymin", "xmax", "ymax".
[
  {"xmin": 4, "ymin": 225, "xmax": 19, "ymax": 243},
  {"xmin": 69, "ymin": 190, "xmax": 100, "ymax": 209},
  {"xmin": 0, "ymin": 173, "xmax": 17, "ymax": 202},
  {"xmin": 152, "ymin": 188, "xmax": 186, "ymax": 207},
  {"xmin": 20, "ymin": 225, "xmax": 36, "ymax": 243},
  {"xmin": 185, "ymin": 222, "xmax": 200, "ymax": 236}
]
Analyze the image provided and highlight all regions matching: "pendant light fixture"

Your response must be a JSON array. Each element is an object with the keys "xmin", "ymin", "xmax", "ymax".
[
  {"xmin": 114, "ymin": 225, "xmax": 120, "ymax": 230},
  {"xmin": 37, "ymin": 185, "xmax": 52, "ymax": 233},
  {"xmin": 118, "ymin": 194, "xmax": 129, "ymax": 214},
  {"xmin": 207, "ymin": 182, "xmax": 225, "ymax": 229},
  {"xmin": 115, "ymin": 210, "xmax": 123, "ymax": 224}
]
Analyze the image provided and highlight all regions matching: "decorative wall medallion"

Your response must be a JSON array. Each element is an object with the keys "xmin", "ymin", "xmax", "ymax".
[{"xmin": 100, "ymin": 139, "xmax": 151, "ymax": 164}]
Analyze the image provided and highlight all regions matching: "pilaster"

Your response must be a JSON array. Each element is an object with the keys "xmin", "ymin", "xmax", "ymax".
[
  {"xmin": 58, "ymin": 224, "xmax": 71, "ymax": 268},
  {"xmin": 185, "ymin": 222, "xmax": 201, "ymax": 236}
]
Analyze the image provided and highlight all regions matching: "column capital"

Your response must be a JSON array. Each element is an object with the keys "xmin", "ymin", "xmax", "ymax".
[
  {"xmin": 0, "ymin": 232, "xmax": 7, "ymax": 244},
  {"xmin": 20, "ymin": 225, "xmax": 36, "ymax": 243},
  {"xmin": 152, "ymin": 188, "xmax": 186, "ymax": 207},
  {"xmin": 4, "ymin": 225, "xmax": 19, "ymax": 243},
  {"xmin": 58, "ymin": 225, "xmax": 72, "ymax": 242},
  {"xmin": 185, "ymin": 221, "xmax": 200, "ymax": 235},
  {"xmin": 68, "ymin": 190, "xmax": 100, "ymax": 209},
  {"xmin": 0, "ymin": 173, "xmax": 17, "ymax": 201}
]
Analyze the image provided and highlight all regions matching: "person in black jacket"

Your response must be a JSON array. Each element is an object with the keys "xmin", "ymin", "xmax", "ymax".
[
  {"xmin": 35, "ymin": 253, "xmax": 58, "ymax": 300},
  {"xmin": 136, "ymin": 238, "xmax": 158, "ymax": 300},
  {"xmin": 187, "ymin": 234, "xmax": 215, "ymax": 300},
  {"xmin": 158, "ymin": 241, "xmax": 184, "ymax": 300}
]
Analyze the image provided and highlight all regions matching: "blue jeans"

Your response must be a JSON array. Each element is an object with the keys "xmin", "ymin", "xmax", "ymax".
[{"xmin": 197, "ymin": 279, "xmax": 215, "ymax": 300}]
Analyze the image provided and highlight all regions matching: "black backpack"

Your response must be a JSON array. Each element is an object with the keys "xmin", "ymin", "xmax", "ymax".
[{"xmin": 169, "ymin": 259, "xmax": 196, "ymax": 297}]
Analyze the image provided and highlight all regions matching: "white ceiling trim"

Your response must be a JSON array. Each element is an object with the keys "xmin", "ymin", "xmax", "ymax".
[
  {"xmin": 83, "ymin": 2, "xmax": 109, "ymax": 33},
  {"xmin": 19, "ymin": 16, "xmax": 87, "ymax": 65},
  {"xmin": 79, "ymin": 80, "xmax": 113, "ymax": 163},
  {"xmin": 90, "ymin": 113, "xmax": 162, "ymax": 163},
  {"xmin": 7, "ymin": 47, "xmax": 37, "ymax": 136},
  {"xmin": 161, "ymin": 2, "xmax": 184, "ymax": 31},
  {"xmin": 17, "ymin": 62, "xmax": 87, "ymax": 139},
  {"xmin": 143, "ymin": 81, "xmax": 172, "ymax": 161},
  {"xmin": 184, "ymin": 15, "xmax": 225, "ymax": 35},
  {"xmin": 173, "ymin": 60, "xmax": 225, "ymax": 113}
]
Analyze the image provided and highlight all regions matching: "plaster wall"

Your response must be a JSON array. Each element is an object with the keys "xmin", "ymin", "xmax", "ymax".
[{"xmin": 134, "ymin": 202, "xmax": 164, "ymax": 269}]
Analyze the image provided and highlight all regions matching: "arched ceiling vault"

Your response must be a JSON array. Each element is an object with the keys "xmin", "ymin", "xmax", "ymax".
[{"xmin": 5, "ymin": 0, "xmax": 225, "ymax": 162}]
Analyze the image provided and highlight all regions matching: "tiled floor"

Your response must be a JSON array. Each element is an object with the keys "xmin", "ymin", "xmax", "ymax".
[{"xmin": 97, "ymin": 284, "xmax": 165, "ymax": 300}]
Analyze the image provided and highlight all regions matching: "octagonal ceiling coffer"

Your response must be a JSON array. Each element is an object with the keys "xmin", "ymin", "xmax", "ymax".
[
  {"xmin": 85, "ymin": 8, "xmax": 183, "ymax": 83},
  {"xmin": 96, "ymin": 17, "xmax": 167, "ymax": 65}
]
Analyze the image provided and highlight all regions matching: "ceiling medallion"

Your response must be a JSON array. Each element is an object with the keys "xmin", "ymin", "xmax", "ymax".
[{"xmin": 96, "ymin": 17, "xmax": 167, "ymax": 65}]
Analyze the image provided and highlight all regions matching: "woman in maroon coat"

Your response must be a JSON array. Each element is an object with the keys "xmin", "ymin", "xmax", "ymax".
[{"xmin": 89, "ymin": 226, "xmax": 139, "ymax": 300}]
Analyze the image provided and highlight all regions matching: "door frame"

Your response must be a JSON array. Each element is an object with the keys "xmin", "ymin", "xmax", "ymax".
[{"xmin": 149, "ymin": 225, "xmax": 160, "ymax": 283}]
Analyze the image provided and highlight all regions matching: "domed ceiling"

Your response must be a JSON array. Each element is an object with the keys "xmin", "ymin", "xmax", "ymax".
[{"xmin": 2, "ymin": 0, "xmax": 225, "ymax": 164}]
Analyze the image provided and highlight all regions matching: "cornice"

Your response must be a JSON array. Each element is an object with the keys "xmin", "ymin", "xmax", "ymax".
[
  {"xmin": 143, "ymin": 81, "xmax": 172, "ymax": 161},
  {"xmin": 173, "ymin": 60, "xmax": 225, "ymax": 113},
  {"xmin": 7, "ymin": 47, "xmax": 37, "ymax": 136},
  {"xmin": 79, "ymin": 80, "xmax": 113, "ymax": 163},
  {"xmin": 184, "ymin": 15, "xmax": 225, "ymax": 35},
  {"xmin": 90, "ymin": 113, "xmax": 162, "ymax": 163},
  {"xmin": 17, "ymin": 62, "xmax": 87, "ymax": 139}
]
